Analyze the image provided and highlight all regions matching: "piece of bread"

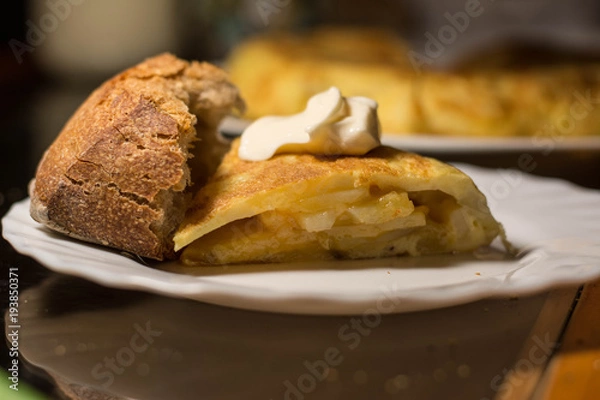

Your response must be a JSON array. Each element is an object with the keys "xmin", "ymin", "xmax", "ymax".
[{"xmin": 29, "ymin": 53, "xmax": 244, "ymax": 260}]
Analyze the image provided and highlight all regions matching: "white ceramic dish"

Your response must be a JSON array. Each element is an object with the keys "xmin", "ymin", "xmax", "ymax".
[
  {"xmin": 4, "ymin": 164, "xmax": 600, "ymax": 315},
  {"xmin": 381, "ymin": 134, "xmax": 600, "ymax": 153}
]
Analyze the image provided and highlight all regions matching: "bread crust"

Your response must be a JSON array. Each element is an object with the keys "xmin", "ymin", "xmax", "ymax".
[{"xmin": 30, "ymin": 53, "xmax": 243, "ymax": 260}]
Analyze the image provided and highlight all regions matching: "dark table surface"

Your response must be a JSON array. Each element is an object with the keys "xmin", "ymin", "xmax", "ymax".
[{"xmin": 1, "ymin": 67, "xmax": 600, "ymax": 400}]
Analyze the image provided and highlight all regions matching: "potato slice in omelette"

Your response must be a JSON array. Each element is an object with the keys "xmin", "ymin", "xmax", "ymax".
[{"xmin": 174, "ymin": 139, "xmax": 503, "ymax": 265}]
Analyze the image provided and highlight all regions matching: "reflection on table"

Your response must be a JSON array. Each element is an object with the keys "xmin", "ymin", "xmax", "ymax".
[{"xmin": 9, "ymin": 273, "xmax": 577, "ymax": 400}]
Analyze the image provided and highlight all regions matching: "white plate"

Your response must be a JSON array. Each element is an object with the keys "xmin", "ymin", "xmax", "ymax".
[
  {"xmin": 219, "ymin": 116, "xmax": 600, "ymax": 153},
  {"xmin": 4, "ymin": 165, "xmax": 600, "ymax": 315},
  {"xmin": 381, "ymin": 134, "xmax": 600, "ymax": 153}
]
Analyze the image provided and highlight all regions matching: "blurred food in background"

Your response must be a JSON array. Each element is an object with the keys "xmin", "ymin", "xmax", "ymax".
[
  {"xmin": 227, "ymin": 27, "xmax": 418, "ymax": 134},
  {"xmin": 4, "ymin": 0, "xmax": 600, "ymax": 146},
  {"xmin": 226, "ymin": 25, "xmax": 600, "ymax": 137}
]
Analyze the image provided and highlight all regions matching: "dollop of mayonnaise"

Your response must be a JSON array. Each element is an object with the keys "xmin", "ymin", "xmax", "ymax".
[{"xmin": 238, "ymin": 87, "xmax": 381, "ymax": 161}]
